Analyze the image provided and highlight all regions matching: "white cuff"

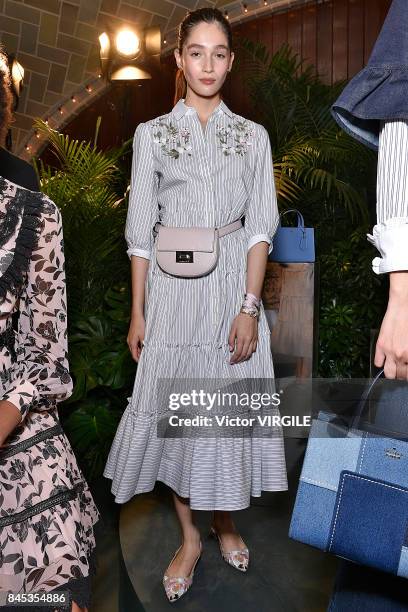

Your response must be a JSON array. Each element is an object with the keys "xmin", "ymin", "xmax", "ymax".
[
  {"xmin": 367, "ymin": 217, "xmax": 408, "ymax": 274},
  {"xmin": 126, "ymin": 247, "xmax": 151, "ymax": 260},
  {"xmin": 247, "ymin": 234, "xmax": 272, "ymax": 254}
]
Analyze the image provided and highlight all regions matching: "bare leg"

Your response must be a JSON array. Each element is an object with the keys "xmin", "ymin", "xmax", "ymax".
[
  {"xmin": 164, "ymin": 492, "xmax": 201, "ymax": 577},
  {"xmin": 212, "ymin": 510, "xmax": 247, "ymax": 551}
]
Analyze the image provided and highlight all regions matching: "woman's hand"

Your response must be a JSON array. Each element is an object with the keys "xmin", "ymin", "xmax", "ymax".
[
  {"xmin": 127, "ymin": 314, "xmax": 145, "ymax": 363},
  {"xmin": 375, "ymin": 296, "xmax": 408, "ymax": 380},
  {"xmin": 228, "ymin": 313, "xmax": 258, "ymax": 364},
  {"xmin": 374, "ymin": 272, "xmax": 408, "ymax": 380}
]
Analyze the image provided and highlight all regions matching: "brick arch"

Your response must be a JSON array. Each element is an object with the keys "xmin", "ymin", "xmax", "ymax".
[{"xmin": 20, "ymin": 74, "xmax": 110, "ymax": 159}]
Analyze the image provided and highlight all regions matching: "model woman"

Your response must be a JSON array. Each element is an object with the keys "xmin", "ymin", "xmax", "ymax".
[
  {"xmin": 0, "ymin": 52, "xmax": 100, "ymax": 612},
  {"xmin": 104, "ymin": 7, "xmax": 288, "ymax": 602}
]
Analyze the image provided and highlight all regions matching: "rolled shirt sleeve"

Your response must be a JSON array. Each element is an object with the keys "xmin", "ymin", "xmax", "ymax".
[
  {"xmin": 245, "ymin": 125, "xmax": 279, "ymax": 255},
  {"xmin": 125, "ymin": 122, "xmax": 160, "ymax": 260},
  {"xmin": 366, "ymin": 120, "xmax": 408, "ymax": 274},
  {"xmin": 2, "ymin": 201, "xmax": 73, "ymax": 422}
]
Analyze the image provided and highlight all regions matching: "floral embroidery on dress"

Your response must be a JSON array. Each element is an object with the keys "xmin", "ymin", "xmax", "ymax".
[
  {"xmin": 151, "ymin": 119, "xmax": 192, "ymax": 159},
  {"xmin": 216, "ymin": 118, "xmax": 255, "ymax": 155}
]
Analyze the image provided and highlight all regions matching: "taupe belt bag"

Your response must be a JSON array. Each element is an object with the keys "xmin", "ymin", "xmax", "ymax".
[{"xmin": 154, "ymin": 218, "xmax": 243, "ymax": 278}]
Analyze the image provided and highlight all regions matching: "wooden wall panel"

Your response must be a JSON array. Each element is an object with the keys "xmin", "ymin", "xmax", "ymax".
[
  {"xmin": 348, "ymin": 0, "xmax": 365, "ymax": 77},
  {"xmin": 333, "ymin": 0, "xmax": 348, "ymax": 82},
  {"xmin": 302, "ymin": 3, "xmax": 317, "ymax": 70},
  {"xmin": 364, "ymin": 0, "xmax": 381, "ymax": 63},
  {"xmin": 258, "ymin": 15, "xmax": 273, "ymax": 57},
  {"xmin": 316, "ymin": 1, "xmax": 333, "ymax": 84},
  {"xmin": 272, "ymin": 12, "xmax": 288, "ymax": 55},
  {"xmin": 230, "ymin": 24, "xmax": 246, "ymax": 111},
  {"xmin": 287, "ymin": 9, "xmax": 302, "ymax": 60}
]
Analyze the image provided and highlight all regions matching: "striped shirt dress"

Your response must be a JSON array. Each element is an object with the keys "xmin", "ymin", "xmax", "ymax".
[{"xmin": 103, "ymin": 97, "xmax": 288, "ymax": 511}]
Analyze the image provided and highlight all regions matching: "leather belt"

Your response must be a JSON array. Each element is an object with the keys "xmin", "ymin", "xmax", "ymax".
[
  {"xmin": 154, "ymin": 217, "xmax": 243, "ymax": 237},
  {"xmin": 217, "ymin": 218, "xmax": 243, "ymax": 237}
]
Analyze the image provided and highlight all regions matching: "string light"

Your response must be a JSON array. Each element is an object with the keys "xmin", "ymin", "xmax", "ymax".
[
  {"xmin": 224, "ymin": 10, "xmax": 229, "ymax": 19},
  {"xmin": 23, "ymin": 77, "xmax": 105, "ymax": 156},
  {"xmin": 243, "ymin": 3, "xmax": 248, "ymax": 13},
  {"xmin": 264, "ymin": 0, "xmax": 268, "ymax": 5},
  {"xmin": 163, "ymin": 38, "xmax": 167, "ymax": 44}
]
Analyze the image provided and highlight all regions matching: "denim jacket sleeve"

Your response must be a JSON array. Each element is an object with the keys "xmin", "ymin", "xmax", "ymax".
[{"xmin": 331, "ymin": 0, "xmax": 408, "ymax": 151}]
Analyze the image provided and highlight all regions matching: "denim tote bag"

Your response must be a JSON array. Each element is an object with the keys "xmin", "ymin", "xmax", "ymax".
[
  {"xmin": 269, "ymin": 209, "xmax": 315, "ymax": 263},
  {"xmin": 289, "ymin": 368, "xmax": 408, "ymax": 579},
  {"xmin": 331, "ymin": 0, "xmax": 408, "ymax": 150}
]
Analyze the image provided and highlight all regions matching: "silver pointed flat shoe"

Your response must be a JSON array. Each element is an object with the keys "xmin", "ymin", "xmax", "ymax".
[
  {"xmin": 162, "ymin": 540, "xmax": 202, "ymax": 603},
  {"xmin": 209, "ymin": 525, "xmax": 249, "ymax": 572}
]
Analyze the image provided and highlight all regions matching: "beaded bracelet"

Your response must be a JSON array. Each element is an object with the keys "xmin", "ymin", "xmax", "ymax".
[
  {"xmin": 243, "ymin": 292, "xmax": 260, "ymax": 309},
  {"xmin": 240, "ymin": 292, "xmax": 260, "ymax": 316},
  {"xmin": 240, "ymin": 305, "xmax": 259, "ymax": 319}
]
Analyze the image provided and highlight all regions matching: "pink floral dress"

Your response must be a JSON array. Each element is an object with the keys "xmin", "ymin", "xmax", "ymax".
[{"xmin": 0, "ymin": 176, "xmax": 100, "ymax": 611}]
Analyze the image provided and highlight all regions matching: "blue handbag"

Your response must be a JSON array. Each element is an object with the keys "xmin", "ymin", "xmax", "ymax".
[
  {"xmin": 289, "ymin": 368, "xmax": 408, "ymax": 579},
  {"xmin": 269, "ymin": 209, "xmax": 315, "ymax": 263}
]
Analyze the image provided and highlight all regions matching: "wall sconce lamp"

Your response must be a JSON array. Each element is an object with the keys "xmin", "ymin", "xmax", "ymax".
[
  {"xmin": 0, "ymin": 51, "xmax": 24, "ymax": 149},
  {"xmin": 1, "ymin": 53, "xmax": 24, "ymax": 112},
  {"xmin": 98, "ymin": 25, "xmax": 161, "ymax": 81}
]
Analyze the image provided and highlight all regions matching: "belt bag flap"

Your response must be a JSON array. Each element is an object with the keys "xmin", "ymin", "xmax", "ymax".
[{"xmin": 157, "ymin": 226, "xmax": 218, "ymax": 252}]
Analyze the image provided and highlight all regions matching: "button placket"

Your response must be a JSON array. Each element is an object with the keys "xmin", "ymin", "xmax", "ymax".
[
  {"xmin": 192, "ymin": 113, "xmax": 219, "ymax": 325},
  {"xmin": 194, "ymin": 113, "xmax": 216, "ymax": 226},
  {"xmin": 206, "ymin": 116, "xmax": 215, "ymax": 226}
]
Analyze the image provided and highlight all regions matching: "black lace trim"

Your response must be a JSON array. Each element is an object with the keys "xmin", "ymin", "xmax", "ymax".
[
  {"xmin": 0, "ymin": 177, "xmax": 44, "ymax": 305},
  {"xmin": 0, "ymin": 178, "xmax": 26, "ymax": 250},
  {"xmin": 0, "ymin": 482, "xmax": 84, "ymax": 527},
  {"xmin": 0, "ymin": 423, "xmax": 64, "ymax": 459},
  {"xmin": 61, "ymin": 545, "xmax": 98, "ymax": 611}
]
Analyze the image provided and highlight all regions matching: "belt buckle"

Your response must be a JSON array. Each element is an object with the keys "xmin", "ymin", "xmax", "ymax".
[{"xmin": 176, "ymin": 251, "xmax": 194, "ymax": 263}]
